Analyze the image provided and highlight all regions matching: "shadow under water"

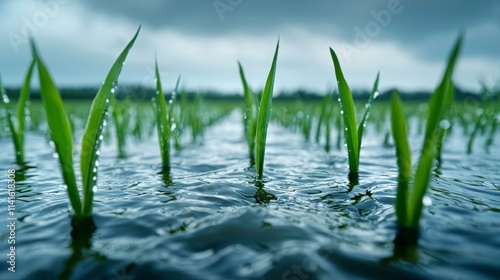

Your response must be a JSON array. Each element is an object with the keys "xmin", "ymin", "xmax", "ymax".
[
  {"xmin": 59, "ymin": 217, "xmax": 102, "ymax": 280},
  {"xmin": 253, "ymin": 181, "xmax": 277, "ymax": 204}
]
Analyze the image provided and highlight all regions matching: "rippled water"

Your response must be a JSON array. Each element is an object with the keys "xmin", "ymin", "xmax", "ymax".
[{"xmin": 1, "ymin": 110, "xmax": 499, "ymax": 279}]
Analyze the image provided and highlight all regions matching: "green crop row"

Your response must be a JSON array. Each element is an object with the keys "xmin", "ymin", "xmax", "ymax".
[{"xmin": 2, "ymin": 28, "xmax": 499, "ymax": 248}]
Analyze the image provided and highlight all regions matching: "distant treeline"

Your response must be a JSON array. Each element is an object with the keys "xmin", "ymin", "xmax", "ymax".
[{"xmin": 4, "ymin": 85, "xmax": 498, "ymax": 102}]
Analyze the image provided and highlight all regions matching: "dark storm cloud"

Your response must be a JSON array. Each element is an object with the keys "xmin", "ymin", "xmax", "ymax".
[{"xmin": 81, "ymin": 0, "xmax": 500, "ymax": 60}]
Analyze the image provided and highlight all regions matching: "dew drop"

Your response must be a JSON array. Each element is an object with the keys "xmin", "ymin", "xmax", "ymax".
[
  {"xmin": 110, "ymin": 88, "xmax": 116, "ymax": 94},
  {"xmin": 99, "ymin": 135, "xmax": 104, "ymax": 141},
  {"xmin": 340, "ymin": 110, "xmax": 344, "ymax": 115},
  {"xmin": 92, "ymin": 186, "xmax": 97, "ymax": 192},
  {"xmin": 95, "ymin": 160, "xmax": 100, "ymax": 167},
  {"xmin": 96, "ymin": 151, "xmax": 100, "ymax": 156},
  {"xmin": 439, "ymin": 119, "xmax": 450, "ymax": 130},
  {"xmin": 92, "ymin": 176, "xmax": 97, "ymax": 181},
  {"xmin": 423, "ymin": 196, "xmax": 432, "ymax": 206},
  {"xmin": 52, "ymin": 153, "xmax": 59, "ymax": 158},
  {"xmin": 374, "ymin": 91, "xmax": 380, "ymax": 99},
  {"xmin": 93, "ymin": 168, "xmax": 97, "ymax": 173}
]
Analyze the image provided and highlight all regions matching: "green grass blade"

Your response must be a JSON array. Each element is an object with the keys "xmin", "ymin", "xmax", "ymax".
[
  {"xmin": 357, "ymin": 72, "xmax": 380, "ymax": 155},
  {"xmin": 424, "ymin": 34, "xmax": 462, "ymax": 143},
  {"xmin": 169, "ymin": 76, "xmax": 181, "ymax": 129},
  {"xmin": 16, "ymin": 59, "xmax": 36, "ymax": 154},
  {"xmin": 110, "ymin": 94, "xmax": 129, "ymax": 158},
  {"xmin": 408, "ymin": 135, "xmax": 436, "ymax": 227},
  {"xmin": 255, "ymin": 40, "xmax": 279, "ymax": 180},
  {"xmin": 1, "ymin": 77, "xmax": 23, "ymax": 164},
  {"xmin": 80, "ymin": 26, "xmax": 140, "ymax": 216},
  {"xmin": 390, "ymin": 91, "xmax": 412, "ymax": 227},
  {"xmin": 169, "ymin": 76, "xmax": 181, "ymax": 117},
  {"xmin": 155, "ymin": 59, "xmax": 170, "ymax": 169},
  {"xmin": 409, "ymin": 34, "xmax": 463, "ymax": 227},
  {"xmin": 31, "ymin": 42, "xmax": 82, "ymax": 217},
  {"xmin": 315, "ymin": 92, "xmax": 331, "ymax": 143},
  {"xmin": 238, "ymin": 61, "xmax": 257, "ymax": 161},
  {"xmin": 329, "ymin": 47, "xmax": 359, "ymax": 174}
]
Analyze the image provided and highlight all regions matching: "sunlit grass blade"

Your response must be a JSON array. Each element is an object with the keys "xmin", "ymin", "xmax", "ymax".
[
  {"xmin": 329, "ymin": 48, "xmax": 359, "ymax": 175},
  {"xmin": 255, "ymin": 40, "xmax": 279, "ymax": 180},
  {"xmin": 80, "ymin": 26, "xmax": 140, "ymax": 216},
  {"xmin": 154, "ymin": 58, "xmax": 171, "ymax": 170},
  {"xmin": 31, "ymin": 41, "xmax": 83, "ymax": 217},
  {"xmin": 357, "ymin": 72, "xmax": 380, "ymax": 155},
  {"xmin": 238, "ymin": 61, "xmax": 257, "ymax": 162},
  {"xmin": 390, "ymin": 91, "xmax": 411, "ymax": 227}
]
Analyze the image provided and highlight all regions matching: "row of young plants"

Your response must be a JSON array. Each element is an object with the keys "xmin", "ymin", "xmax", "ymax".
[
  {"xmin": 270, "ymin": 90, "xmax": 498, "ymax": 156},
  {"xmin": 237, "ymin": 34, "xmax": 473, "ymax": 247},
  {"xmin": 1, "ymin": 27, "xmax": 233, "ymax": 223},
  {"xmin": 1, "ymin": 29, "xmax": 497, "ymax": 249}
]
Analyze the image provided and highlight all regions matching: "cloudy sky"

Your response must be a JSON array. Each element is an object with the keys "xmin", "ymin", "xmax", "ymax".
[{"xmin": 1, "ymin": 0, "xmax": 499, "ymax": 94}]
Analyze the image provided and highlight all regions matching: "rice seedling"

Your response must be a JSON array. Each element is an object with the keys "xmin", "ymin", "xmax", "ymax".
[
  {"xmin": 391, "ymin": 34, "xmax": 462, "ymax": 245},
  {"xmin": 315, "ymin": 92, "xmax": 332, "ymax": 142},
  {"xmin": 238, "ymin": 62, "xmax": 258, "ymax": 163},
  {"xmin": 299, "ymin": 107, "xmax": 313, "ymax": 142},
  {"xmin": 329, "ymin": 48, "xmax": 380, "ymax": 178},
  {"xmin": 189, "ymin": 93, "xmax": 204, "ymax": 143},
  {"xmin": 31, "ymin": 27, "xmax": 140, "ymax": 220},
  {"xmin": 0, "ymin": 60, "xmax": 35, "ymax": 165},
  {"xmin": 314, "ymin": 92, "xmax": 334, "ymax": 151},
  {"xmin": 485, "ymin": 113, "xmax": 499, "ymax": 151},
  {"xmin": 154, "ymin": 59, "xmax": 171, "ymax": 171},
  {"xmin": 110, "ymin": 95, "xmax": 131, "ymax": 158},
  {"xmin": 173, "ymin": 89, "xmax": 189, "ymax": 150},
  {"xmin": 255, "ymin": 40, "xmax": 279, "ymax": 180},
  {"xmin": 154, "ymin": 60, "xmax": 181, "ymax": 171},
  {"xmin": 466, "ymin": 108, "xmax": 485, "ymax": 154}
]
